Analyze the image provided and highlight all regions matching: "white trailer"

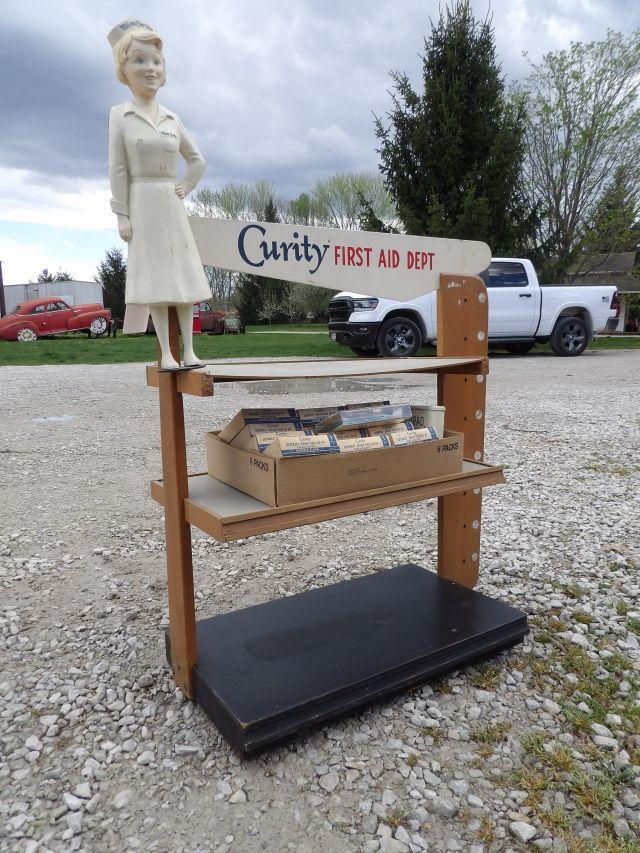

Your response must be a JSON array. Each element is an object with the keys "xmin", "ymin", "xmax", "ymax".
[{"xmin": 3, "ymin": 281, "xmax": 103, "ymax": 314}]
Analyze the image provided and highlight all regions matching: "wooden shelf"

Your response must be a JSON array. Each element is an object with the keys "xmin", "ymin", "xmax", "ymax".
[
  {"xmin": 151, "ymin": 460, "xmax": 504, "ymax": 542},
  {"xmin": 150, "ymin": 275, "xmax": 528, "ymax": 717},
  {"xmin": 174, "ymin": 565, "xmax": 528, "ymax": 755},
  {"xmin": 146, "ymin": 355, "xmax": 488, "ymax": 396}
]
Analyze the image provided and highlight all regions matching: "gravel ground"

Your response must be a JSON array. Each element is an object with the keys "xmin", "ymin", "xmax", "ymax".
[{"xmin": 1, "ymin": 349, "xmax": 639, "ymax": 853}]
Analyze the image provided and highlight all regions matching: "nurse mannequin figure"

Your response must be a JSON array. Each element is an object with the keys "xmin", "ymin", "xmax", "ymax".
[{"xmin": 107, "ymin": 19, "xmax": 210, "ymax": 369}]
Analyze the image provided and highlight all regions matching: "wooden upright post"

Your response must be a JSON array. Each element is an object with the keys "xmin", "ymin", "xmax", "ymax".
[
  {"xmin": 157, "ymin": 308, "xmax": 197, "ymax": 697},
  {"xmin": 436, "ymin": 274, "xmax": 489, "ymax": 588}
]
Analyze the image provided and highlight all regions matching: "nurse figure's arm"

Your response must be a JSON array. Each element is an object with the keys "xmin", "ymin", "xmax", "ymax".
[
  {"xmin": 175, "ymin": 120, "xmax": 206, "ymax": 200},
  {"xmin": 108, "ymin": 108, "xmax": 132, "ymax": 241}
]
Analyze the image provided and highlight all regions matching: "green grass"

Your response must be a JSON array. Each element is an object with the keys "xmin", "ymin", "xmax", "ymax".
[
  {"xmin": 469, "ymin": 663, "xmax": 501, "ymax": 690},
  {"xmin": 245, "ymin": 323, "xmax": 326, "ymax": 332},
  {"xmin": 0, "ymin": 327, "xmax": 637, "ymax": 367},
  {"xmin": 506, "ymin": 338, "xmax": 640, "ymax": 355},
  {"xmin": 471, "ymin": 721, "xmax": 510, "ymax": 744},
  {"xmin": 0, "ymin": 331, "xmax": 350, "ymax": 366},
  {"xmin": 587, "ymin": 336, "xmax": 640, "ymax": 350},
  {"xmin": 513, "ymin": 609, "xmax": 640, "ymax": 849}
]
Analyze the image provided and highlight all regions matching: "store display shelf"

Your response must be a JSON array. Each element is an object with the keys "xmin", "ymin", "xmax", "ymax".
[
  {"xmin": 146, "ymin": 355, "xmax": 488, "ymax": 396},
  {"xmin": 165, "ymin": 564, "xmax": 529, "ymax": 755},
  {"xmin": 151, "ymin": 460, "xmax": 505, "ymax": 542}
]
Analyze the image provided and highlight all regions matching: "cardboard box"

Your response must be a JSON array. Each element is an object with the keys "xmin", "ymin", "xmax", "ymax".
[{"xmin": 206, "ymin": 429, "xmax": 464, "ymax": 507}]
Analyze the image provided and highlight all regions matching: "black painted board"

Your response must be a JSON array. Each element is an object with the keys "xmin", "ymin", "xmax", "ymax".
[{"xmin": 167, "ymin": 565, "xmax": 528, "ymax": 754}]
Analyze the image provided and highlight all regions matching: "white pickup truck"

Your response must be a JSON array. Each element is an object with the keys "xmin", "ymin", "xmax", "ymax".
[{"xmin": 328, "ymin": 258, "xmax": 620, "ymax": 357}]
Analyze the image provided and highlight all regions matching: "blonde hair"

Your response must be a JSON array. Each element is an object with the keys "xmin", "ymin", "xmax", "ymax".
[{"xmin": 114, "ymin": 28, "xmax": 165, "ymax": 86}]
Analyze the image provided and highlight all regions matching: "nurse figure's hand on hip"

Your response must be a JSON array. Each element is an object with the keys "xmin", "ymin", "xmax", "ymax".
[{"xmin": 107, "ymin": 19, "xmax": 210, "ymax": 370}]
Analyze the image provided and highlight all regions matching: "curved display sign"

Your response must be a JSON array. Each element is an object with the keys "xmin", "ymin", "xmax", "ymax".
[{"xmin": 189, "ymin": 218, "xmax": 491, "ymax": 301}]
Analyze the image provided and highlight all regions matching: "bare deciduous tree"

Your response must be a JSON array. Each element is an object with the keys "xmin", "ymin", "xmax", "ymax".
[
  {"xmin": 518, "ymin": 29, "xmax": 640, "ymax": 277},
  {"xmin": 311, "ymin": 171, "xmax": 397, "ymax": 230},
  {"xmin": 256, "ymin": 292, "xmax": 282, "ymax": 325},
  {"xmin": 203, "ymin": 266, "xmax": 236, "ymax": 309}
]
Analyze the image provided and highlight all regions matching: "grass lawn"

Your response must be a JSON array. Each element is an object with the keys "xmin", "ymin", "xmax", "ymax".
[
  {"xmin": 245, "ymin": 323, "xmax": 326, "ymax": 332},
  {"xmin": 586, "ymin": 335, "xmax": 640, "ymax": 350},
  {"xmin": 0, "ymin": 329, "xmax": 637, "ymax": 366},
  {"xmin": 0, "ymin": 330, "xmax": 347, "ymax": 366}
]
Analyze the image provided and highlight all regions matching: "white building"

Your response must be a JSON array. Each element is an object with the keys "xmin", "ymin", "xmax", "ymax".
[{"xmin": 3, "ymin": 280, "xmax": 104, "ymax": 314}]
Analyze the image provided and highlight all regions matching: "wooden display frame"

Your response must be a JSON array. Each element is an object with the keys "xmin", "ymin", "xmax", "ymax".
[{"xmin": 150, "ymin": 274, "xmax": 498, "ymax": 701}]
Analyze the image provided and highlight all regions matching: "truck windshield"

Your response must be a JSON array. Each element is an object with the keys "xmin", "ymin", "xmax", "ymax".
[{"xmin": 11, "ymin": 305, "xmax": 23, "ymax": 314}]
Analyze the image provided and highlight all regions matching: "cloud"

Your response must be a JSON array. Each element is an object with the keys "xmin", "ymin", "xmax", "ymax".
[
  {"xmin": 0, "ymin": 237, "xmax": 56, "ymax": 286},
  {"xmin": 0, "ymin": 0, "xmax": 638, "ymax": 213},
  {"xmin": 0, "ymin": 168, "xmax": 113, "ymax": 231}
]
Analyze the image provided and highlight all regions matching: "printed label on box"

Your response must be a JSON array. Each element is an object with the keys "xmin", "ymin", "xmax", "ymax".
[{"xmin": 390, "ymin": 426, "xmax": 438, "ymax": 446}]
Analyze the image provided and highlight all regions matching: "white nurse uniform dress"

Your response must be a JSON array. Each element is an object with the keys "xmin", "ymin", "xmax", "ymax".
[{"xmin": 108, "ymin": 101, "xmax": 211, "ymax": 307}]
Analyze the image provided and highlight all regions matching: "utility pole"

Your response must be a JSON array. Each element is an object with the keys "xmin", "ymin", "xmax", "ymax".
[{"xmin": 0, "ymin": 261, "xmax": 5, "ymax": 318}]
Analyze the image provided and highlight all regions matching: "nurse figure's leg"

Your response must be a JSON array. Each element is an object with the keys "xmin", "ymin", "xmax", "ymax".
[
  {"xmin": 176, "ymin": 303, "xmax": 204, "ymax": 367},
  {"xmin": 149, "ymin": 306, "xmax": 181, "ymax": 370}
]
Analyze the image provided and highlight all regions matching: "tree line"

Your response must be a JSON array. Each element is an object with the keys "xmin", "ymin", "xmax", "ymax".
[
  {"xmin": 375, "ymin": 3, "xmax": 639, "ymax": 282},
  {"xmin": 95, "ymin": 2, "xmax": 639, "ymax": 322},
  {"xmin": 187, "ymin": 172, "xmax": 397, "ymax": 323}
]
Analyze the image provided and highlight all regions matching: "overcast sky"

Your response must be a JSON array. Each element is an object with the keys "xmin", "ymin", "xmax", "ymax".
[{"xmin": 1, "ymin": 0, "xmax": 638, "ymax": 285}]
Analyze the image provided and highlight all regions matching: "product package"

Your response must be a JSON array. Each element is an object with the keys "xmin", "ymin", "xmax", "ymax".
[
  {"xmin": 232, "ymin": 422, "xmax": 315, "ymax": 453},
  {"xmin": 264, "ymin": 433, "xmax": 392, "ymax": 459},
  {"xmin": 264, "ymin": 434, "xmax": 342, "ymax": 458},
  {"xmin": 317, "ymin": 404, "xmax": 412, "ymax": 433},
  {"xmin": 297, "ymin": 400, "xmax": 390, "ymax": 426},
  {"xmin": 220, "ymin": 402, "xmax": 392, "ymax": 443},
  {"xmin": 390, "ymin": 426, "xmax": 438, "ymax": 446},
  {"xmin": 219, "ymin": 409, "xmax": 302, "ymax": 444},
  {"xmin": 366, "ymin": 420, "xmax": 415, "ymax": 437},
  {"xmin": 411, "ymin": 405, "xmax": 446, "ymax": 438}
]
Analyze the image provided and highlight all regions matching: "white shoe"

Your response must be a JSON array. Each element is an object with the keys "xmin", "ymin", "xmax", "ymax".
[
  {"xmin": 160, "ymin": 356, "xmax": 181, "ymax": 370},
  {"xmin": 183, "ymin": 352, "xmax": 205, "ymax": 368}
]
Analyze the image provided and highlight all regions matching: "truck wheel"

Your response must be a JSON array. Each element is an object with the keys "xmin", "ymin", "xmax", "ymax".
[
  {"xmin": 350, "ymin": 346, "xmax": 379, "ymax": 357},
  {"xmin": 378, "ymin": 317, "xmax": 422, "ymax": 357},
  {"xmin": 505, "ymin": 342, "xmax": 535, "ymax": 355},
  {"xmin": 549, "ymin": 317, "xmax": 588, "ymax": 356}
]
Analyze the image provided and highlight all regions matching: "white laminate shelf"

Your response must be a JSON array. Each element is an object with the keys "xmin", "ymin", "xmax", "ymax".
[{"xmin": 151, "ymin": 460, "xmax": 504, "ymax": 542}]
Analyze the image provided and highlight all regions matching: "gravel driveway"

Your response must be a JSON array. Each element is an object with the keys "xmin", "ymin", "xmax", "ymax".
[{"xmin": 1, "ymin": 350, "xmax": 639, "ymax": 852}]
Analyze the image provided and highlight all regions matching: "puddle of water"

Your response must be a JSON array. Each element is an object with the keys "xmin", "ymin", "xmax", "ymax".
[
  {"xmin": 236, "ymin": 376, "xmax": 435, "ymax": 395},
  {"xmin": 31, "ymin": 416, "xmax": 75, "ymax": 423}
]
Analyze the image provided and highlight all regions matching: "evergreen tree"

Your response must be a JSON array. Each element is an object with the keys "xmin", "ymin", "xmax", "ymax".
[
  {"xmin": 260, "ymin": 198, "xmax": 288, "ymax": 313},
  {"xmin": 578, "ymin": 167, "xmax": 640, "ymax": 261},
  {"xmin": 32, "ymin": 268, "xmax": 73, "ymax": 283},
  {"xmin": 234, "ymin": 273, "xmax": 261, "ymax": 324},
  {"xmin": 95, "ymin": 247, "xmax": 127, "ymax": 322},
  {"xmin": 234, "ymin": 195, "xmax": 289, "ymax": 324},
  {"xmin": 357, "ymin": 191, "xmax": 399, "ymax": 234},
  {"xmin": 374, "ymin": 0, "xmax": 535, "ymax": 254}
]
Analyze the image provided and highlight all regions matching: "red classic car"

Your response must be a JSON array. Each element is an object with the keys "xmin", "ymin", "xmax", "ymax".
[
  {"xmin": 197, "ymin": 302, "xmax": 245, "ymax": 334},
  {"xmin": 0, "ymin": 298, "xmax": 111, "ymax": 342},
  {"xmin": 147, "ymin": 303, "xmax": 245, "ymax": 335}
]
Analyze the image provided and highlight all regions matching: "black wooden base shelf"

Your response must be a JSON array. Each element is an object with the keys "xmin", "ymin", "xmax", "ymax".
[{"xmin": 166, "ymin": 564, "xmax": 528, "ymax": 755}]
